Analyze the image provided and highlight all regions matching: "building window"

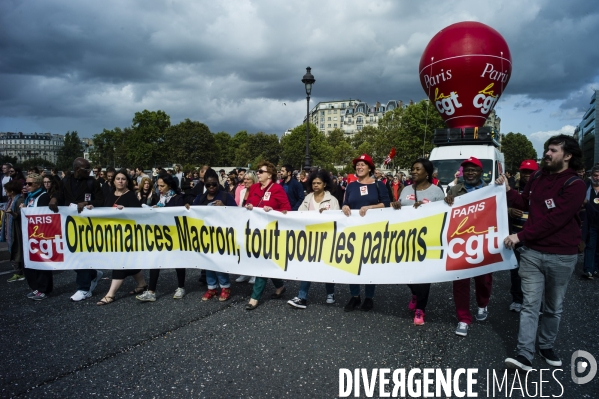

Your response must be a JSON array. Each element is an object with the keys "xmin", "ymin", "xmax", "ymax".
[
  {"xmin": 333, "ymin": 117, "xmax": 337, "ymax": 121},
  {"xmin": 357, "ymin": 117, "xmax": 363, "ymax": 123},
  {"xmin": 370, "ymin": 116, "xmax": 374, "ymax": 122},
  {"xmin": 320, "ymin": 124, "xmax": 324, "ymax": 129},
  {"xmin": 328, "ymin": 124, "xmax": 331, "ymax": 128},
  {"xmin": 334, "ymin": 110, "xmax": 337, "ymax": 114},
  {"xmin": 334, "ymin": 124, "xmax": 337, "ymax": 127},
  {"xmin": 320, "ymin": 117, "xmax": 324, "ymax": 122},
  {"xmin": 340, "ymin": 116, "xmax": 344, "ymax": 122},
  {"xmin": 321, "ymin": 111, "xmax": 325, "ymax": 116},
  {"xmin": 328, "ymin": 117, "xmax": 331, "ymax": 121},
  {"xmin": 357, "ymin": 125, "xmax": 363, "ymax": 131},
  {"xmin": 328, "ymin": 110, "xmax": 332, "ymax": 114},
  {"xmin": 341, "ymin": 103, "xmax": 346, "ymax": 108}
]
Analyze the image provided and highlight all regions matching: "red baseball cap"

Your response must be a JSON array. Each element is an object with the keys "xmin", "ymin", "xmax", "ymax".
[
  {"xmin": 461, "ymin": 156, "xmax": 483, "ymax": 169},
  {"xmin": 352, "ymin": 154, "xmax": 376, "ymax": 171},
  {"xmin": 519, "ymin": 159, "xmax": 538, "ymax": 171}
]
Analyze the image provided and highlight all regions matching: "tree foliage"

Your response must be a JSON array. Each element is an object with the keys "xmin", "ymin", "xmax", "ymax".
[
  {"xmin": 164, "ymin": 119, "xmax": 217, "ymax": 166},
  {"xmin": 56, "ymin": 131, "xmax": 85, "ymax": 171},
  {"xmin": 126, "ymin": 110, "xmax": 171, "ymax": 168},
  {"xmin": 501, "ymin": 132, "xmax": 538, "ymax": 172},
  {"xmin": 380, "ymin": 100, "xmax": 445, "ymax": 168},
  {"xmin": 213, "ymin": 131, "xmax": 233, "ymax": 166},
  {"xmin": 280, "ymin": 123, "xmax": 332, "ymax": 170},
  {"xmin": 90, "ymin": 127, "xmax": 127, "ymax": 168},
  {"xmin": 0, "ymin": 155, "xmax": 18, "ymax": 166},
  {"xmin": 19, "ymin": 157, "xmax": 55, "ymax": 171},
  {"xmin": 234, "ymin": 132, "xmax": 282, "ymax": 168}
]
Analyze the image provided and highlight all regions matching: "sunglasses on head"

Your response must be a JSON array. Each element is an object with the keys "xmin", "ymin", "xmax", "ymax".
[{"xmin": 205, "ymin": 182, "xmax": 218, "ymax": 187}]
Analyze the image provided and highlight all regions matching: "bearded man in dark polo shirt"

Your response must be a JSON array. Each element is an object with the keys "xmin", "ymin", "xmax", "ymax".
[
  {"xmin": 49, "ymin": 157, "xmax": 105, "ymax": 302},
  {"xmin": 499, "ymin": 134, "xmax": 586, "ymax": 371}
]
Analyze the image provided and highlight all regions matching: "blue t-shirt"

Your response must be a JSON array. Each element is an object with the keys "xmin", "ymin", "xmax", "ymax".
[{"xmin": 343, "ymin": 180, "xmax": 390, "ymax": 209}]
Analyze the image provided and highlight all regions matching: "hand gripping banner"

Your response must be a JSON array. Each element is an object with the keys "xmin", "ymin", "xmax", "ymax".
[{"xmin": 22, "ymin": 185, "xmax": 516, "ymax": 284}]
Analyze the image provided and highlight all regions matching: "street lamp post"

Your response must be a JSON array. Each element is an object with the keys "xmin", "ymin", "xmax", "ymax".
[{"xmin": 301, "ymin": 67, "xmax": 315, "ymax": 171}]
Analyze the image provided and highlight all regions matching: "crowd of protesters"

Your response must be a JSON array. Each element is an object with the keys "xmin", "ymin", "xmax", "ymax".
[{"xmin": 0, "ymin": 133, "xmax": 593, "ymax": 372}]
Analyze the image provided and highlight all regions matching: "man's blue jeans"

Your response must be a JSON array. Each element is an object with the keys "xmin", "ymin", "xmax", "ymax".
[
  {"xmin": 517, "ymin": 248, "xmax": 576, "ymax": 361},
  {"xmin": 206, "ymin": 271, "xmax": 231, "ymax": 290},
  {"xmin": 298, "ymin": 281, "xmax": 335, "ymax": 300},
  {"xmin": 583, "ymin": 226, "xmax": 599, "ymax": 274}
]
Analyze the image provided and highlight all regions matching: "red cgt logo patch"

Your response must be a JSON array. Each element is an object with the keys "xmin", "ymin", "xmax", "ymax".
[
  {"xmin": 27, "ymin": 214, "xmax": 65, "ymax": 262},
  {"xmin": 446, "ymin": 197, "xmax": 503, "ymax": 271}
]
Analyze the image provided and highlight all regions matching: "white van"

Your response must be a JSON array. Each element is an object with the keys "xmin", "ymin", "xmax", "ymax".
[{"xmin": 429, "ymin": 128, "xmax": 505, "ymax": 190}]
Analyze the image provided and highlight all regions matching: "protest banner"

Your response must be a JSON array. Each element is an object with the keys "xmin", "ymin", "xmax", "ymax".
[{"xmin": 22, "ymin": 185, "xmax": 515, "ymax": 284}]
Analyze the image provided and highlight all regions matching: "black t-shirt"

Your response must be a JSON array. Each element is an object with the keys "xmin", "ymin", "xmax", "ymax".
[{"xmin": 104, "ymin": 190, "xmax": 141, "ymax": 208}]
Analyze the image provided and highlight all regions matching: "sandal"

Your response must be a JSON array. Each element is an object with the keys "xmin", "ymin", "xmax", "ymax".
[
  {"xmin": 129, "ymin": 285, "xmax": 148, "ymax": 295},
  {"xmin": 97, "ymin": 296, "xmax": 115, "ymax": 306}
]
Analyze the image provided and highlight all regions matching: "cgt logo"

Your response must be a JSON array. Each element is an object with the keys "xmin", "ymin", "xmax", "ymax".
[
  {"xmin": 27, "ymin": 214, "xmax": 65, "ymax": 262},
  {"xmin": 446, "ymin": 197, "xmax": 503, "ymax": 270}
]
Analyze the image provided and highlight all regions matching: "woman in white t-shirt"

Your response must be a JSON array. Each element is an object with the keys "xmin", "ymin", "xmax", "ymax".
[
  {"xmin": 287, "ymin": 170, "xmax": 340, "ymax": 309},
  {"xmin": 391, "ymin": 158, "xmax": 445, "ymax": 326}
]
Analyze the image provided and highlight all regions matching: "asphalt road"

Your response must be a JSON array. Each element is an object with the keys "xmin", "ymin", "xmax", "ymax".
[{"xmin": 1, "ymin": 244, "xmax": 597, "ymax": 398}]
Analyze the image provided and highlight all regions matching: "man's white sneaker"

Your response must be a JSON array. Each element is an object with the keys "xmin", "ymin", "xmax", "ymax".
[
  {"xmin": 326, "ymin": 294, "xmax": 336, "ymax": 304},
  {"xmin": 70, "ymin": 290, "xmax": 92, "ymax": 302},
  {"xmin": 235, "ymin": 275, "xmax": 250, "ymax": 283},
  {"xmin": 248, "ymin": 276, "xmax": 256, "ymax": 284},
  {"xmin": 173, "ymin": 287, "xmax": 185, "ymax": 299},
  {"xmin": 89, "ymin": 270, "xmax": 104, "ymax": 293}
]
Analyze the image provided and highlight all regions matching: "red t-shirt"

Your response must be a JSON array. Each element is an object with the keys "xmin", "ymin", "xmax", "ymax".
[{"xmin": 246, "ymin": 182, "xmax": 291, "ymax": 211}]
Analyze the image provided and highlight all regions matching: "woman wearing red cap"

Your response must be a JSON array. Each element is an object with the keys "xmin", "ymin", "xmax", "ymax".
[{"xmin": 342, "ymin": 154, "xmax": 390, "ymax": 311}]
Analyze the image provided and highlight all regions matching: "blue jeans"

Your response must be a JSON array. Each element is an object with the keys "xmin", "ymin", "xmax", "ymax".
[
  {"xmin": 349, "ymin": 284, "xmax": 375, "ymax": 298},
  {"xmin": 517, "ymin": 248, "xmax": 576, "ymax": 361},
  {"xmin": 206, "ymin": 271, "xmax": 231, "ymax": 289},
  {"xmin": 583, "ymin": 226, "xmax": 599, "ymax": 274},
  {"xmin": 75, "ymin": 269, "xmax": 98, "ymax": 291},
  {"xmin": 298, "ymin": 281, "xmax": 335, "ymax": 300}
]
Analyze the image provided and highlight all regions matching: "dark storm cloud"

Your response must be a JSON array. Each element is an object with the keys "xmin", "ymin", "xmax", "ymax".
[{"xmin": 0, "ymin": 0, "xmax": 597, "ymax": 137}]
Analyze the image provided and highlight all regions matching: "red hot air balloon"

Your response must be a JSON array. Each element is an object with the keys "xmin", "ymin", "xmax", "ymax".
[{"xmin": 419, "ymin": 21, "xmax": 512, "ymax": 129}]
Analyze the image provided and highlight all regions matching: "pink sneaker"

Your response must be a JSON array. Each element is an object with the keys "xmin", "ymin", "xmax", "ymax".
[
  {"xmin": 414, "ymin": 309, "xmax": 425, "ymax": 326},
  {"xmin": 408, "ymin": 295, "xmax": 417, "ymax": 311}
]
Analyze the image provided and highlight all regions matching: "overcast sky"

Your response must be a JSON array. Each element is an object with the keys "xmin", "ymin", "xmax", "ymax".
[{"xmin": 1, "ymin": 0, "xmax": 598, "ymax": 156}]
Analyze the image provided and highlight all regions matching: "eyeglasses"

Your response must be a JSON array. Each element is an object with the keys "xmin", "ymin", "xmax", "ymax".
[
  {"xmin": 256, "ymin": 170, "xmax": 268, "ymax": 174},
  {"xmin": 205, "ymin": 182, "xmax": 218, "ymax": 187},
  {"xmin": 9, "ymin": 170, "xmax": 15, "ymax": 173},
  {"xmin": 26, "ymin": 182, "xmax": 35, "ymax": 186}
]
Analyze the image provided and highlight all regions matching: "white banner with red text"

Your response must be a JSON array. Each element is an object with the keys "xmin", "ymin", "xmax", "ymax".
[{"xmin": 22, "ymin": 185, "xmax": 516, "ymax": 284}]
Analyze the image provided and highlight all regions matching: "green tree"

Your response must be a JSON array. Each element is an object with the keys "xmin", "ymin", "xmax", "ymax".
[
  {"xmin": 19, "ymin": 157, "xmax": 55, "ymax": 171},
  {"xmin": 164, "ymin": 119, "xmax": 217, "ymax": 167},
  {"xmin": 234, "ymin": 132, "xmax": 282, "ymax": 167},
  {"xmin": 501, "ymin": 133, "xmax": 538, "ymax": 172},
  {"xmin": 213, "ymin": 131, "xmax": 232, "ymax": 166},
  {"xmin": 379, "ymin": 100, "xmax": 445, "ymax": 168},
  {"xmin": 126, "ymin": 110, "xmax": 171, "ymax": 168},
  {"xmin": 56, "ymin": 131, "xmax": 85, "ymax": 170},
  {"xmin": 0, "ymin": 155, "xmax": 17, "ymax": 166},
  {"xmin": 280, "ymin": 123, "xmax": 332, "ymax": 170},
  {"xmin": 90, "ymin": 127, "xmax": 127, "ymax": 167},
  {"xmin": 327, "ymin": 128, "xmax": 356, "ymax": 166}
]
